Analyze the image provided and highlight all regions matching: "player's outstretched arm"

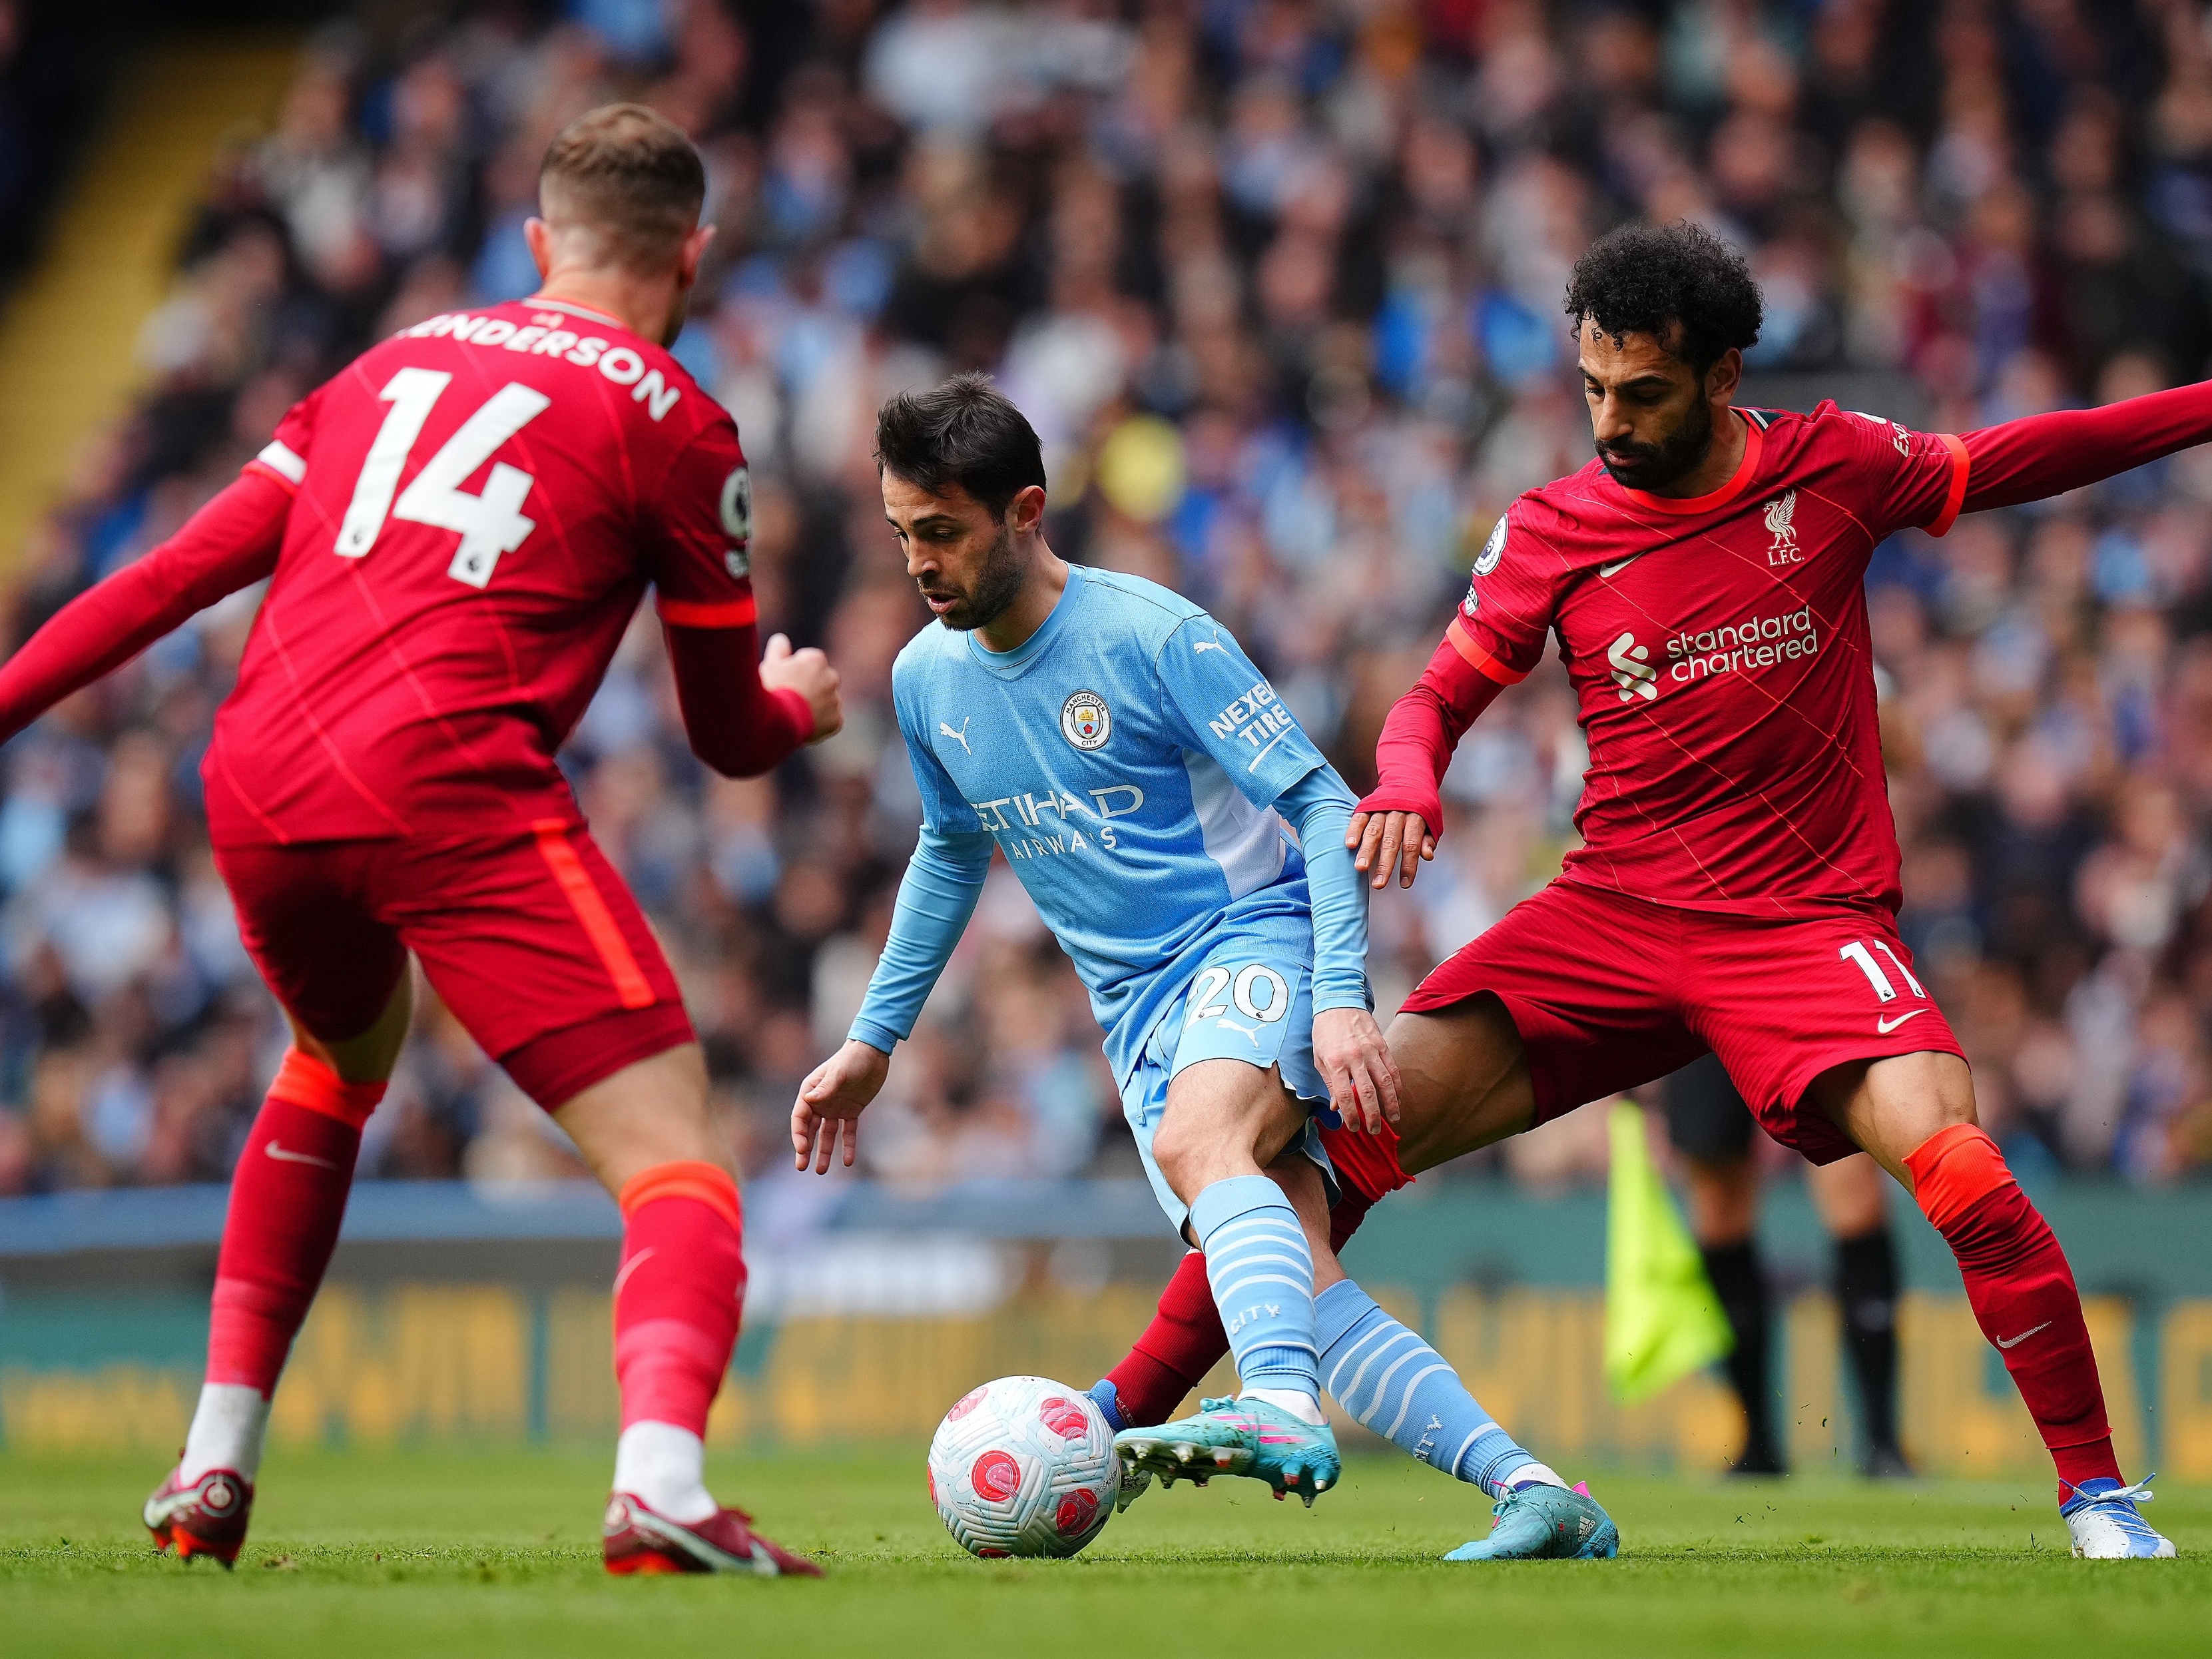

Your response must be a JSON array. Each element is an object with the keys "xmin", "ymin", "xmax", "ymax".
[
  {"xmin": 1348, "ymin": 632, "xmax": 1507, "ymax": 890},
  {"xmin": 1958, "ymin": 378, "xmax": 2212, "ymax": 511},
  {"xmin": 663, "ymin": 625, "xmax": 840, "ymax": 777},
  {"xmin": 792, "ymin": 821, "xmax": 993, "ymax": 1173},
  {"xmin": 0, "ymin": 469, "xmax": 290, "ymax": 745},
  {"xmin": 1279, "ymin": 767, "xmax": 1400, "ymax": 1132}
]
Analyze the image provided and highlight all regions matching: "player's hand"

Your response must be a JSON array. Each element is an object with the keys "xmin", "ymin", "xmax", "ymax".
[
  {"xmin": 1347, "ymin": 809, "xmax": 1435, "ymax": 890},
  {"xmin": 792, "ymin": 1039, "xmax": 888, "ymax": 1173},
  {"xmin": 1312, "ymin": 1006, "xmax": 1400, "ymax": 1134},
  {"xmin": 760, "ymin": 633, "xmax": 844, "ymax": 745}
]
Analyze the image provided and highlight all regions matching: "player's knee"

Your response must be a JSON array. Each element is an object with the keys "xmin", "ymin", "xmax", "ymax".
[{"xmin": 1902, "ymin": 1122, "xmax": 2015, "ymax": 1232}]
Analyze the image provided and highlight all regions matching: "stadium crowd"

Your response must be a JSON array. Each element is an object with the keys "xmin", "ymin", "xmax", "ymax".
[{"xmin": 6, "ymin": 0, "xmax": 2212, "ymax": 1197}]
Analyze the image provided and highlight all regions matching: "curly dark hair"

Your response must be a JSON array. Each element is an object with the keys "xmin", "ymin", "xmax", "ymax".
[{"xmin": 1563, "ymin": 221, "xmax": 1763, "ymax": 377}]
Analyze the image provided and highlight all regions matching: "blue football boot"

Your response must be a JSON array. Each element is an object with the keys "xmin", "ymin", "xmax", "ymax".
[
  {"xmin": 2062, "ymin": 1476, "xmax": 2177, "ymax": 1558},
  {"xmin": 1113, "ymin": 1395, "xmax": 1340, "ymax": 1506},
  {"xmin": 1445, "ymin": 1479, "xmax": 1620, "ymax": 1560}
]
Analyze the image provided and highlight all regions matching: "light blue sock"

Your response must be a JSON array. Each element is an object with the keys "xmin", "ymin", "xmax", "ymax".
[
  {"xmin": 1189, "ymin": 1175, "xmax": 1318, "ymax": 1400},
  {"xmin": 1317, "ymin": 1280, "xmax": 1537, "ymax": 1494}
]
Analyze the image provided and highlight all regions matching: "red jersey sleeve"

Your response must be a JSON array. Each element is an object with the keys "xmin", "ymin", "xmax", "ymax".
[
  {"xmin": 1445, "ymin": 503, "xmax": 1554, "ymax": 688},
  {"xmin": 641, "ymin": 416, "xmax": 758, "ymax": 629},
  {"xmin": 244, "ymin": 388, "xmax": 321, "ymax": 495},
  {"xmin": 1820, "ymin": 402, "xmax": 1970, "ymax": 541}
]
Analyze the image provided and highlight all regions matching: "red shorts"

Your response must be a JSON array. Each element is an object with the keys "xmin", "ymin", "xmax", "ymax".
[
  {"xmin": 1401, "ymin": 880, "xmax": 1965, "ymax": 1165},
  {"xmin": 214, "ymin": 819, "xmax": 693, "ymax": 1110},
  {"xmin": 1318, "ymin": 1119, "xmax": 1414, "ymax": 1208}
]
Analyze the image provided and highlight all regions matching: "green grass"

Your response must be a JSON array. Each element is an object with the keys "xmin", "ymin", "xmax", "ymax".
[{"xmin": 0, "ymin": 1447, "xmax": 2204, "ymax": 1658}]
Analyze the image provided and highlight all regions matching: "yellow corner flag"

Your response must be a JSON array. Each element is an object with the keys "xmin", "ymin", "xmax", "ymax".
[{"xmin": 1603, "ymin": 1102, "xmax": 1733, "ymax": 1403}]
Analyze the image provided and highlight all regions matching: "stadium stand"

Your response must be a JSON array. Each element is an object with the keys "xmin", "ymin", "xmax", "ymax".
[{"xmin": 3, "ymin": 0, "xmax": 2212, "ymax": 1201}]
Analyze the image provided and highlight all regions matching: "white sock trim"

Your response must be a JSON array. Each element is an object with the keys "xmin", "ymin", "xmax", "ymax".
[
  {"xmin": 1243, "ymin": 1386, "xmax": 1326, "ymax": 1426},
  {"xmin": 1499, "ymin": 1459, "xmax": 1567, "ymax": 1494},
  {"xmin": 613, "ymin": 1421, "xmax": 715, "ymax": 1524},
  {"xmin": 180, "ymin": 1383, "xmax": 270, "ymax": 1483}
]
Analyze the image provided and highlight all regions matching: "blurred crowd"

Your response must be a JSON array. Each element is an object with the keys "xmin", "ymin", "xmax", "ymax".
[{"xmin": 6, "ymin": 0, "xmax": 2212, "ymax": 1197}]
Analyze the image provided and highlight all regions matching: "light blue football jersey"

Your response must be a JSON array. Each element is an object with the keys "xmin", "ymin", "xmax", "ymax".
[{"xmin": 886, "ymin": 564, "xmax": 1353, "ymax": 1082}]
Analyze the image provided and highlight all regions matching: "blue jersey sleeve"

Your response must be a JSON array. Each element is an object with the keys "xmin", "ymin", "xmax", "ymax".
[
  {"xmin": 1152, "ymin": 615, "xmax": 1330, "ymax": 807},
  {"xmin": 894, "ymin": 661, "xmax": 985, "ymax": 836},
  {"xmin": 1276, "ymin": 768, "xmax": 1369, "ymax": 1014},
  {"xmin": 850, "ymin": 672, "xmax": 994, "ymax": 1050}
]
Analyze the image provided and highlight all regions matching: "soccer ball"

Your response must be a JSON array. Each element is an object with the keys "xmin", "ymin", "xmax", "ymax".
[{"xmin": 927, "ymin": 1375, "xmax": 1118, "ymax": 1558}]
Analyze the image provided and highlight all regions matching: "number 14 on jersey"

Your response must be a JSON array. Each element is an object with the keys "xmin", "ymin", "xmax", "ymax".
[{"xmin": 336, "ymin": 367, "xmax": 551, "ymax": 589}]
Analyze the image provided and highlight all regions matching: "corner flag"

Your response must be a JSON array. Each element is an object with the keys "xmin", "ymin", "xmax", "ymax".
[{"xmin": 1603, "ymin": 1102, "xmax": 1733, "ymax": 1403}]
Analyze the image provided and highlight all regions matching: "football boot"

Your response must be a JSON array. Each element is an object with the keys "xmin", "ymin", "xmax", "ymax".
[
  {"xmin": 144, "ymin": 1465, "xmax": 253, "ymax": 1566},
  {"xmin": 1113, "ymin": 1395, "xmax": 1339, "ymax": 1506},
  {"xmin": 603, "ymin": 1492, "xmax": 823, "ymax": 1576},
  {"xmin": 2062, "ymin": 1476, "xmax": 2177, "ymax": 1559},
  {"xmin": 1444, "ymin": 1479, "xmax": 1620, "ymax": 1561}
]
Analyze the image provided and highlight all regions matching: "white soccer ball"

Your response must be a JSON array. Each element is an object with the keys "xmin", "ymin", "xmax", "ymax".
[{"xmin": 927, "ymin": 1375, "xmax": 1118, "ymax": 1558}]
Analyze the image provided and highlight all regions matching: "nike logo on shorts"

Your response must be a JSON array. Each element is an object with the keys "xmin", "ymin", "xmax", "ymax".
[
  {"xmin": 1876, "ymin": 1008, "xmax": 1930, "ymax": 1034},
  {"xmin": 264, "ymin": 1141, "xmax": 336, "ymax": 1169},
  {"xmin": 1996, "ymin": 1321, "xmax": 2052, "ymax": 1350},
  {"xmin": 1598, "ymin": 555, "xmax": 1642, "ymax": 577}
]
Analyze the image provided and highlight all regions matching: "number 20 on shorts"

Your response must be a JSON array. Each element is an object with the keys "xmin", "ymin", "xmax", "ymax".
[{"xmin": 1184, "ymin": 962, "xmax": 1290, "ymax": 1028}]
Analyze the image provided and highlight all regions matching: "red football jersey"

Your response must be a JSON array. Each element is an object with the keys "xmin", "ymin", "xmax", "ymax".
[
  {"xmin": 204, "ymin": 297, "xmax": 756, "ymax": 844},
  {"xmin": 1450, "ymin": 402, "xmax": 1968, "ymax": 916}
]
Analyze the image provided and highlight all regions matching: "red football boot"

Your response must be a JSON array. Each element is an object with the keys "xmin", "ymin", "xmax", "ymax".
[
  {"xmin": 602, "ymin": 1492, "xmax": 822, "ymax": 1576},
  {"xmin": 144, "ymin": 1465, "xmax": 254, "ymax": 1566}
]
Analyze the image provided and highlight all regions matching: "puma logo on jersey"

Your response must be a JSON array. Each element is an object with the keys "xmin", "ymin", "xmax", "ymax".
[
  {"xmin": 939, "ymin": 719, "xmax": 971, "ymax": 754},
  {"xmin": 1607, "ymin": 633, "xmax": 1658, "ymax": 701},
  {"xmin": 1192, "ymin": 633, "xmax": 1225, "ymax": 654},
  {"xmin": 1763, "ymin": 490, "xmax": 1801, "ymax": 564}
]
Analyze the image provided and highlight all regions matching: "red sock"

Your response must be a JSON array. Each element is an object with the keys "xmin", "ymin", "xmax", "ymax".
[
  {"xmin": 613, "ymin": 1161, "xmax": 744, "ymax": 1434},
  {"xmin": 1107, "ymin": 1189, "xmax": 1378, "ymax": 1427},
  {"xmin": 207, "ymin": 1051, "xmax": 384, "ymax": 1393},
  {"xmin": 1906, "ymin": 1125, "xmax": 2121, "ymax": 1500}
]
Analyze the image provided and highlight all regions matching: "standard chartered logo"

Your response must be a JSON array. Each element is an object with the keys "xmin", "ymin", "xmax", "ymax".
[
  {"xmin": 1665, "ymin": 606, "xmax": 1819, "ymax": 683},
  {"xmin": 1607, "ymin": 632, "xmax": 1658, "ymax": 702},
  {"xmin": 1606, "ymin": 607, "xmax": 1822, "ymax": 702}
]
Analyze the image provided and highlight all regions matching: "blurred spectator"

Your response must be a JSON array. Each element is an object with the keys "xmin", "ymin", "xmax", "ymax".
[{"xmin": 5, "ymin": 0, "xmax": 2212, "ymax": 1197}]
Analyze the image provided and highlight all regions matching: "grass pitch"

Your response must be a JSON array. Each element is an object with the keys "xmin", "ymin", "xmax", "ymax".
[{"xmin": 0, "ymin": 1447, "xmax": 2203, "ymax": 1658}]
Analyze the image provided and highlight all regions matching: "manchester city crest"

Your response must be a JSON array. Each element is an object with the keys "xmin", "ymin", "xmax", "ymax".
[{"xmin": 1060, "ymin": 690, "xmax": 1111, "ymax": 751}]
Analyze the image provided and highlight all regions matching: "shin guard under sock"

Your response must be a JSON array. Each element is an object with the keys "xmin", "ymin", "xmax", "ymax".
[
  {"xmin": 1317, "ymin": 1280, "xmax": 1539, "ymax": 1495},
  {"xmin": 1106, "ymin": 1187, "xmax": 1378, "ymax": 1430},
  {"xmin": 190, "ymin": 1051, "xmax": 384, "ymax": 1480},
  {"xmin": 1701, "ymin": 1239, "xmax": 1782, "ymax": 1470},
  {"xmin": 613, "ymin": 1161, "xmax": 745, "ymax": 1438},
  {"xmin": 1189, "ymin": 1175, "xmax": 1319, "ymax": 1403},
  {"xmin": 1906, "ymin": 1125, "xmax": 2120, "ymax": 1496},
  {"xmin": 205, "ymin": 1052, "xmax": 383, "ymax": 1395},
  {"xmin": 1835, "ymin": 1227, "xmax": 1904, "ymax": 1459}
]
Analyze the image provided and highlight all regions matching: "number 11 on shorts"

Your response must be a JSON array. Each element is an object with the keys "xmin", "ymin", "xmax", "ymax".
[{"xmin": 1839, "ymin": 938, "xmax": 1925, "ymax": 1004}]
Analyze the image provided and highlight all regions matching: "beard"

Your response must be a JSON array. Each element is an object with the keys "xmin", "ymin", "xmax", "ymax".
[
  {"xmin": 922, "ymin": 522, "xmax": 1026, "ymax": 631},
  {"xmin": 1595, "ymin": 395, "xmax": 1714, "ymax": 493}
]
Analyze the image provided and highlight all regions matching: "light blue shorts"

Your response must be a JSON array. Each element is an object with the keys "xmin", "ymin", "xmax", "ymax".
[{"xmin": 1118, "ymin": 929, "xmax": 1338, "ymax": 1239}]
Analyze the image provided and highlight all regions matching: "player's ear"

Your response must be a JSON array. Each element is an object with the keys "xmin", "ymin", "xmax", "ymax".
[
  {"xmin": 524, "ymin": 216, "xmax": 556, "ymax": 282},
  {"xmin": 1007, "ymin": 484, "xmax": 1047, "ymax": 537},
  {"xmin": 1705, "ymin": 346, "xmax": 1743, "ymax": 406},
  {"xmin": 677, "ymin": 224, "xmax": 715, "ymax": 292}
]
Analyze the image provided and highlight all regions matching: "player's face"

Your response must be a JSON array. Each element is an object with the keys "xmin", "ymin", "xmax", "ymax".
[
  {"xmin": 1577, "ymin": 318, "xmax": 1717, "ymax": 492},
  {"xmin": 882, "ymin": 474, "xmax": 1027, "ymax": 631}
]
